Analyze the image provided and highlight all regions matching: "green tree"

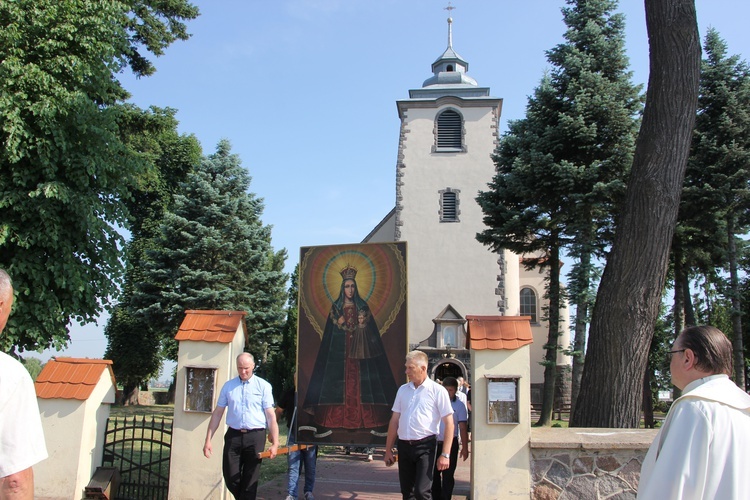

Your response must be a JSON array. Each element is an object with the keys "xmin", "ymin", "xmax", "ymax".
[
  {"xmin": 682, "ymin": 29, "xmax": 750, "ymax": 389},
  {"xmin": 571, "ymin": 0, "xmax": 700, "ymax": 428},
  {"xmin": 477, "ymin": 0, "xmax": 641, "ymax": 425},
  {"xmin": 477, "ymin": 76, "xmax": 568, "ymax": 427},
  {"xmin": 545, "ymin": 0, "xmax": 643, "ymax": 415},
  {"xmin": 0, "ymin": 0, "xmax": 198, "ymax": 354},
  {"xmin": 132, "ymin": 140, "xmax": 288, "ymax": 366},
  {"xmin": 21, "ymin": 356, "xmax": 44, "ymax": 381},
  {"xmin": 104, "ymin": 106, "xmax": 202, "ymax": 404},
  {"xmin": 265, "ymin": 265, "xmax": 299, "ymax": 398}
]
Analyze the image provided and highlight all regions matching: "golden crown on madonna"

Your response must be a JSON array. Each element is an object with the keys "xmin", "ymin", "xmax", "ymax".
[{"xmin": 339, "ymin": 264, "xmax": 358, "ymax": 281}]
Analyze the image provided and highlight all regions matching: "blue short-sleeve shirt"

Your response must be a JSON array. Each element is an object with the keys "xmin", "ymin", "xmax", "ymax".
[{"xmin": 217, "ymin": 374, "xmax": 274, "ymax": 430}]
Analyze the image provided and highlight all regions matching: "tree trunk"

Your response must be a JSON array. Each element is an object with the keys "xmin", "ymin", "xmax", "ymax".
[
  {"xmin": 642, "ymin": 365, "xmax": 654, "ymax": 428},
  {"xmin": 570, "ymin": 248, "xmax": 592, "ymax": 418},
  {"xmin": 672, "ymin": 243, "xmax": 687, "ymax": 399},
  {"xmin": 570, "ymin": 0, "xmax": 700, "ymax": 428},
  {"xmin": 536, "ymin": 243, "xmax": 562, "ymax": 426},
  {"xmin": 673, "ymin": 241, "xmax": 686, "ymax": 335},
  {"xmin": 727, "ymin": 216, "xmax": 746, "ymax": 389},
  {"xmin": 122, "ymin": 383, "xmax": 140, "ymax": 406},
  {"xmin": 682, "ymin": 271, "xmax": 696, "ymax": 326}
]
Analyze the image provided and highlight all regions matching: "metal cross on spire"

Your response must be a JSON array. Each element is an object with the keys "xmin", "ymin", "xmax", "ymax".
[{"xmin": 444, "ymin": 2, "xmax": 455, "ymax": 48}]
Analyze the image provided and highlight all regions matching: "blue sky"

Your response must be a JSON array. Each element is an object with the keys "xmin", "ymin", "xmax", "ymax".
[{"xmin": 39, "ymin": 0, "xmax": 750, "ymax": 373}]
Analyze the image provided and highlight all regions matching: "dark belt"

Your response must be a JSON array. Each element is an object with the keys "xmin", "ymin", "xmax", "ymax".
[
  {"xmin": 231, "ymin": 427, "xmax": 264, "ymax": 433},
  {"xmin": 400, "ymin": 435, "xmax": 436, "ymax": 446}
]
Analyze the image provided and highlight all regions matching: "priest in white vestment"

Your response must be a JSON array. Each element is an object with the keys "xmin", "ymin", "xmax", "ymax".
[{"xmin": 638, "ymin": 325, "xmax": 750, "ymax": 500}]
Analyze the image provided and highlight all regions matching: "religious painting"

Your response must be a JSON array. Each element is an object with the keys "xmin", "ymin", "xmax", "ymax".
[{"xmin": 296, "ymin": 242, "xmax": 408, "ymax": 446}]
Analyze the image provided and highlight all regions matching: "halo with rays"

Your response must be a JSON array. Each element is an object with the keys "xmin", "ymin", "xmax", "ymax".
[{"xmin": 299, "ymin": 243, "xmax": 406, "ymax": 338}]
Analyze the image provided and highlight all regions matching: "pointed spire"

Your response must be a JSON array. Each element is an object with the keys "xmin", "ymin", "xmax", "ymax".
[
  {"xmin": 445, "ymin": 3, "xmax": 455, "ymax": 48},
  {"xmin": 408, "ymin": 2, "xmax": 492, "ymax": 98}
]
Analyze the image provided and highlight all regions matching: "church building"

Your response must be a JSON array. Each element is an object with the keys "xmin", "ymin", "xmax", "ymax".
[{"xmin": 363, "ymin": 15, "xmax": 571, "ymax": 404}]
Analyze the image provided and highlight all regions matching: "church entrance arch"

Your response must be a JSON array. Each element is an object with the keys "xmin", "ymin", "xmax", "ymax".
[{"xmin": 432, "ymin": 358, "xmax": 466, "ymax": 382}]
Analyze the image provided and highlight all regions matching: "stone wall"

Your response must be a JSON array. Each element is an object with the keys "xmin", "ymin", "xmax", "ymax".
[{"xmin": 530, "ymin": 427, "xmax": 658, "ymax": 500}]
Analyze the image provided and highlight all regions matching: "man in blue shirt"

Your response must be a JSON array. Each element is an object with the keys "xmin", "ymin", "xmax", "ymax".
[
  {"xmin": 431, "ymin": 377, "xmax": 469, "ymax": 500},
  {"xmin": 204, "ymin": 353, "xmax": 279, "ymax": 499}
]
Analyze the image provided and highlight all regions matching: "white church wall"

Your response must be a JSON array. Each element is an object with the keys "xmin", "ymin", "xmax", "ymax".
[{"xmin": 398, "ymin": 103, "xmax": 503, "ymax": 346}]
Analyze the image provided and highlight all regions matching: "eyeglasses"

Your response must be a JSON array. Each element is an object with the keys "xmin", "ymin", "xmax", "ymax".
[{"xmin": 667, "ymin": 349, "xmax": 686, "ymax": 358}]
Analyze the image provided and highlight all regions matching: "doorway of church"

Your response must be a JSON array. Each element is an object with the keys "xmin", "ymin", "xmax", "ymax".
[{"xmin": 434, "ymin": 361, "xmax": 464, "ymax": 382}]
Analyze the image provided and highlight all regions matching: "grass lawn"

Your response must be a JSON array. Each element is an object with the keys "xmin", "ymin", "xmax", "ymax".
[{"xmin": 108, "ymin": 404, "xmax": 292, "ymax": 486}]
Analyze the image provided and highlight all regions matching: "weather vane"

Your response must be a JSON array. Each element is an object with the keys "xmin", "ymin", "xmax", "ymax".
[{"xmin": 445, "ymin": 2, "xmax": 455, "ymax": 16}]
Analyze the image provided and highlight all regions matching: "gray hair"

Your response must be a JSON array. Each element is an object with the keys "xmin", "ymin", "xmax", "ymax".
[
  {"xmin": 0, "ymin": 269, "xmax": 12, "ymax": 297},
  {"xmin": 405, "ymin": 350, "xmax": 428, "ymax": 367},
  {"xmin": 237, "ymin": 352, "xmax": 255, "ymax": 364}
]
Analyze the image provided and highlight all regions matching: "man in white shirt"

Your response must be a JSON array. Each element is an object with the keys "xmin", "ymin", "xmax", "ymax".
[
  {"xmin": 384, "ymin": 350, "xmax": 454, "ymax": 500},
  {"xmin": 638, "ymin": 325, "xmax": 750, "ymax": 500},
  {"xmin": 0, "ymin": 269, "xmax": 48, "ymax": 500}
]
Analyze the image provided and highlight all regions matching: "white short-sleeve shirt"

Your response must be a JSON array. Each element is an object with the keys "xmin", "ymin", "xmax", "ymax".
[
  {"xmin": 0, "ymin": 352, "xmax": 48, "ymax": 477},
  {"xmin": 392, "ymin": 377, "xmax": 453, "ymax": 441}
]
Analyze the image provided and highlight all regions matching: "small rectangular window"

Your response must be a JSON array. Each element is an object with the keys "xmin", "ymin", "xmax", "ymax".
[
  {"xmin": 185, "ymin": 366, "xmax": 216, "ymax": 413},
  {"xmin": 440, "ymin": 189, "xmax": 460, "ymax": 222}
]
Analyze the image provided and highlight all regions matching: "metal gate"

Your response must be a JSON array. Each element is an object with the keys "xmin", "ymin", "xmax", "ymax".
[{"xmin": 102, "ymin": 416, "xmax": 172, "ymax": 500}]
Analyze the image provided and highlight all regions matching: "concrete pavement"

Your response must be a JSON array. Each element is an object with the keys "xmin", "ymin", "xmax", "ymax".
[{"xmin": 258, "ymin": 446, "xmax": 470, "ymax": 499}]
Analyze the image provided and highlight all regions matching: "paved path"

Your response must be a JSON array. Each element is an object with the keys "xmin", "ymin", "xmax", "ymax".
[{"xmin": 258, "ymin": 447, "xmax": 470, "ymax": 499}]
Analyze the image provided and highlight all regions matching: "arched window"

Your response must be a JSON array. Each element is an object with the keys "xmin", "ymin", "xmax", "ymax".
[
  {"xmin": 520, "ymin": 288, "xmax": 538, "ymax": 323},
  {"xmin": 436, "ymin": 109, "xmax": 462, "ymax": 150}
]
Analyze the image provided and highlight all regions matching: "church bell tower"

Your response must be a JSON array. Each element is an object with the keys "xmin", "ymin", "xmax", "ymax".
[{"xmin": 365, "ymin": 14, "xmax": 521, "ymax": 369}]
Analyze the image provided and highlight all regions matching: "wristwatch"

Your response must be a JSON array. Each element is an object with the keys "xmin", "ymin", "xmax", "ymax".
[{"xmin": 440, "ymin": 453, "xmax": 450, "ymax": 459}]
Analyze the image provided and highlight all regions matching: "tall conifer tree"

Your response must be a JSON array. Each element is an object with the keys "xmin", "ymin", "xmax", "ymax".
[
  {"xmin": 104, "ymin": 106, "xmax": 201, "ymax": 404},
  {"xmin": 572, "ymin": 0, "xmax": 700, "ymax": 428},
  {"xmin": 477, "ymin": 0, "xmax": 642, "ymax": 424},
  {"xmin": 681, "ymin": 29, "xmax": 750, "ymax": 389},
  {"xmin": 132, "ymin": 140, "xmax": 288, "ymax": 368}
]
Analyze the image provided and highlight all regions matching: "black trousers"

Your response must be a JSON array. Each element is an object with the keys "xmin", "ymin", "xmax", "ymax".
[
  {"xmin": 223, "ymin": 428, "xmax": 265, "ymax": 500},
  {"xmin": 397, "ymin": 436, "xmax": 437, "ymax": 500},
  {"xmin": 431, "ymin": 436, "xmax": 459, "ymax": 500}
]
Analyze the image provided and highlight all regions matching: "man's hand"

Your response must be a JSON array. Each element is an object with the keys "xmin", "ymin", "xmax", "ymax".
[
  {"xmin": 268, "ymin": 443, "xmax": 278, "ymax": 459},
  {"xmin": 460, "ymin": 446, "xmax": 469, "ymax": 461},
  {"xmin": 436, "ymin": 454, "xmax": 450, "ymax": 471},
  {"xmin": 383, "ymin": 449, "xmax": 396, "ymax": 467},
  {"xmin": 203, "ymin": 441, "xmax": 212, "ymax": 458}
]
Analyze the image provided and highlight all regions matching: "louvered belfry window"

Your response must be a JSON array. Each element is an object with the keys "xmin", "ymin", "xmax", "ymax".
[
  {"xmin": 441, "ymin": 190, "xmax": 459, "ymax": 222},
  {"xmin": 437, "ymin": 109, "xmax": 462, "ymax": 149}
]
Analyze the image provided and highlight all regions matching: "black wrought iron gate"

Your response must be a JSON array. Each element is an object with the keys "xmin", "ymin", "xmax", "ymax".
[{"xmin": 102, "ymin": 416, "xmax": 172, "ymax": 500}]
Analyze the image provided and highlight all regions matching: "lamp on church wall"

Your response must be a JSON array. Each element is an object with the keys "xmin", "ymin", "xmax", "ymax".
[{"xmin": 442, "ymin": 344, "xmax": 455, "ymax": 359}]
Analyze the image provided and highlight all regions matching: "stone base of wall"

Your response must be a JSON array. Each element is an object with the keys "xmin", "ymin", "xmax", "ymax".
[{"xmin": 530, "ymin": 427, "xmax": 658, "ymax": 500}]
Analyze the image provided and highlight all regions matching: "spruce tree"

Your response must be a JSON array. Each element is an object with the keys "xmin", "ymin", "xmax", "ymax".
[
  {"xmin": 681, "ymin": 29, "xmax": 750, "ymax": 388},
  {"xmin": 477, "ymin": 0, "xmax": 642, "ymax": 425},
  {"xmin": 104, "ymin": 106, "xmax": 201, "ymax": 404},
  {"xmin": 572, "ymin": 0, "xmax": 700, "ymax": 428},
  {"xmin": 132, "ymin": 140, "xmax": 288, "ymax": 367},
  {"xmin": 265, "ymin": 265, "xmax": 299, "ymax": 398}
]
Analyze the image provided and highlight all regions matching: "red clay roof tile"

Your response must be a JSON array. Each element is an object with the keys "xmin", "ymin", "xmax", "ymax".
[
  {"xmin": 35, "ymin": 358, "xmax": 115, "ymax": 400},
  {"xmin": 174, "ymin": 310, "xmax": 247, "ymax": 343},
  {"xmin": 465, "ymin": 315, "xmax": 533, "ymax": 350}
]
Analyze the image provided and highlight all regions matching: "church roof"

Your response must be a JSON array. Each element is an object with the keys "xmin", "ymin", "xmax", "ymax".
[
  {"xmin": 175, "ymin": 310, "xmax": 247, "ymax": 343},
  {"xmin": 35, "ymin": 357, "xmax": 115, "ymax": 400},
  {"xmin": 465, "ymin": 316, "xmax": 533, "ymax": 350},
  {"xmin": 410, "ymin": 15, "xmax": 490, "ymax": 99}
]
